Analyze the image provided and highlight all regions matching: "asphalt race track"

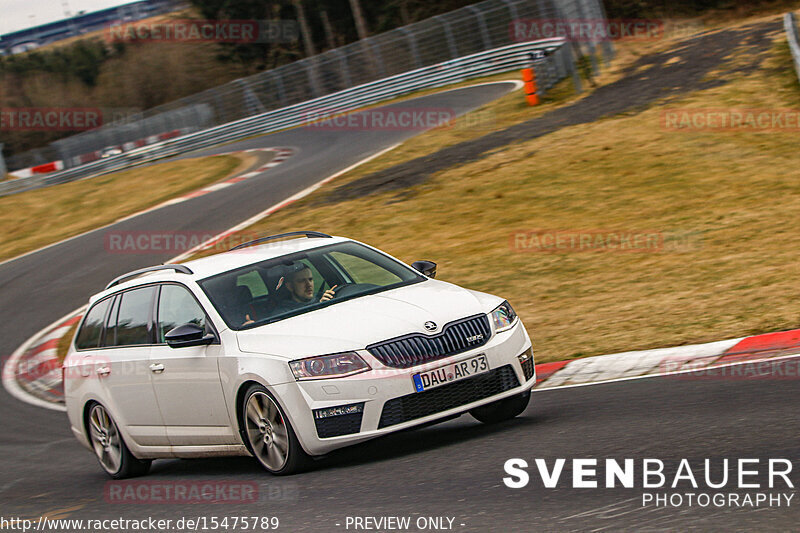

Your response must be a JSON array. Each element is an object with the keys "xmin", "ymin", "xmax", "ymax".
[{"xmin": 1, "ymin": 81, "xmax": 798, "ymax": 531}]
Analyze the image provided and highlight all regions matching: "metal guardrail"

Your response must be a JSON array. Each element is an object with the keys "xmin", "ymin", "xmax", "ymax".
[
  {"xmin": 784, "ymin": 12, "xmax": 800, "ymax": 85},
  {"xmin": 0, "ymin": 38, "xmax": 569, "ymax": 196}
]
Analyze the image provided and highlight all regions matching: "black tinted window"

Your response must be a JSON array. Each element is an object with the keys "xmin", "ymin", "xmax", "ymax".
[
  {"xmin": 157, "ymin": 285, "xmax": 208, "ymax": 343},
  {"xmin": 109, "ymin": 286, "xmax": 156, "ymax": 346},
  {"xmin": 75, "ymin": 298, "xmax": 111, "ymax": 350}
]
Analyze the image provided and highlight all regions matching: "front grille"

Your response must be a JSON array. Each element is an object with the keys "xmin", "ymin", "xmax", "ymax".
[
  {"xmin": 378, "ymin": 365, "xmax": 520, "ymax": 428},
  {"xmin": 367, "ymin": 314, "xmax": 492, "ymax": 369},
  {"xmin": 313, "ymin": 405, "xmax": 364, "ymax": 438}
]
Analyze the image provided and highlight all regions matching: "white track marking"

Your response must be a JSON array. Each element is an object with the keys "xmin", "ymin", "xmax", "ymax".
[
  {"xmin": 1, "ymin": 307, "xmax": 83, "ymax": 412},
  {"xmin": 168, "ymin": 142, "xmax": 402, "ymax": 262}
]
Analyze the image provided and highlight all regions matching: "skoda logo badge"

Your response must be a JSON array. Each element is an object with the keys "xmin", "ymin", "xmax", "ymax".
[{"xmin": 424, "ymin": 321, "xmax": 437, "ymax": 332}]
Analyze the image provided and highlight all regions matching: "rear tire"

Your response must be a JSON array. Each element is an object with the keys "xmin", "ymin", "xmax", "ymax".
[
  {"xmin": 470, "ymin": 390, "xmax": 531, "ymax": 424},
  {"xmin": 86, "ymin": 402, "xmax": 151, "ymax": 479},
  {"xmin": 241, "ymin": 384, "xmax": 310, "ymax": 475}
]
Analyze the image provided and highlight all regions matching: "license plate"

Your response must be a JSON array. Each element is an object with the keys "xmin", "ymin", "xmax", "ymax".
[{"xmin": 412, "ymin": 354, "xmax": 489, "ymax": 392}]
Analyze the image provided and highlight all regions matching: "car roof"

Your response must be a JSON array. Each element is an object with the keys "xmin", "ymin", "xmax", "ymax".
[{"xmin": 88, "ymin": 235, "xmax": 351, "ymax": 304}]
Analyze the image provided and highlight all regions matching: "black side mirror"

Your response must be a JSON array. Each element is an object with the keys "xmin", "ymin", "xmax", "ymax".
[
  {"xmin": 165, "ymin": 323, "xmax": 215, "ymax": 348},
  {"xmin": 411, "ymin": 260, "xmax": 437, "ymax": 278}
]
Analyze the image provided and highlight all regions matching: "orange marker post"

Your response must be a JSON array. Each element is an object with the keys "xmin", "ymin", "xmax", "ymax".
[{"xmin": 521, "ymin": 68, "xmax": 539, "ymax": 106}]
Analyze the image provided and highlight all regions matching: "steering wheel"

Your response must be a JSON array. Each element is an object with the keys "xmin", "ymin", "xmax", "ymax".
[
  {"xmin": 317, "ymin": 282, "xmax": 379, "ymax": 301},
  {"xmin": 316, "ymin": 282, "xmax": 350, "ymax": 301},
  {"xmin": 329, "ymin": 283, "xmax": 362, "ymax": 298}
]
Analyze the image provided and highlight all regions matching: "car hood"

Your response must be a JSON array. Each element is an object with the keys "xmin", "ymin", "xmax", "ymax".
[{"xmin": 236, "ymin": 279, "xmax": 502, "ymax": 359}]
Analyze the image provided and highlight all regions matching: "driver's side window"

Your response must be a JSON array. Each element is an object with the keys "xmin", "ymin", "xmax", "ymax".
[{"xmin": 156, "ymin": 284, "xmax": 208, "ymax": 343}]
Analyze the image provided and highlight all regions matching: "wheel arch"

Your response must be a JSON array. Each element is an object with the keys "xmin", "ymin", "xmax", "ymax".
[
  {"xmin": 235, "ymin": 379, "xmax": 264, "ymax": 450},
  {"xmin": 81, "ymin": 398, "xmax": 100, "ymax": 444},
  {"xmin": 234, "ymin": 379, "xmax": 313, "ymax": 457}
]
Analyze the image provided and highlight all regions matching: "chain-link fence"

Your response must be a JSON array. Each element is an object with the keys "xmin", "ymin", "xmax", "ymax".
[{"xmin": 6, "ymin": 0, "xmax": 612, "ymax": 171}]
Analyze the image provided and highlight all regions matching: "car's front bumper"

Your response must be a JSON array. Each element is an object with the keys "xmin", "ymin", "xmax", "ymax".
[{"xmin": 273, "ymin": 319, "xmax": 534, "ymax": 456}]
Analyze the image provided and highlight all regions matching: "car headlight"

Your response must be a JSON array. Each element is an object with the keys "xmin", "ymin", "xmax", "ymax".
[
  {"xmin": 490, "ymin": 301, "xmax": 518, "ymax": 332},
  {"xmin": 289, "ymin": 352, "xmax": 371, "ymax": 380}
]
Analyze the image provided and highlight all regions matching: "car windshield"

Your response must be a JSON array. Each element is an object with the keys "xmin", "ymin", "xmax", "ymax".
[{"xmin": 199, "ymin": 241, "xmax": 424, "ymax": 330}]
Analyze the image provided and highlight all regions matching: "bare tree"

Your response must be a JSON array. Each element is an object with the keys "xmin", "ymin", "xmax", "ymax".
[
  {"xmin": 292, "ymin": 0, "xmax": 316, "ymax": 57},
  {"xmin": 348, "ymin": 0, "xmax": 370, "ymax": 40},
  {"xmin": 320, "ymin": 10, "xmax": 336, "ymax": 50},
  {"xmin": 399, "ymin": 0, "xmax": 411, "ymax": 25}
]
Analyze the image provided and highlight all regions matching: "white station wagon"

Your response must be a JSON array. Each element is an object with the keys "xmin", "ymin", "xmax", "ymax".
[{"xmin": 64, "ymin": 232, "xmax": 535, "ymax": 478}]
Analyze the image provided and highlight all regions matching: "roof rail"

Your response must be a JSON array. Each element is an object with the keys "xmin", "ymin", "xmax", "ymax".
[
  {"xmin": 105, "ymin": 264, "xmax": 193, "ymax": 290},
  {"xmin": 229, "ymin": 231, "xmax": 332, "ymax": 251}
]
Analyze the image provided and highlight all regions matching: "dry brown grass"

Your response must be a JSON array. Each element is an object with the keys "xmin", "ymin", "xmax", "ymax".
[
  {"xmin": 0, "ymin": 153, "xmax": 254, "ymax": 262},
  {"xmin": 198, "ymin": 24, "xmax": 800, "ymax": 363}
]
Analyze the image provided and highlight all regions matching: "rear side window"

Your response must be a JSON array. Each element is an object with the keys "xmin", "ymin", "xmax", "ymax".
[
  {"xmin": 75, "ymin": 298, "xmax": 112, "ymax": 350},
  {"xmin": 236, "ymin": 271, "xmax": 268, "ymax": 298},
  {"xmin": 108, "ymin": 286, "xmax": 157, "ymax": 346}
]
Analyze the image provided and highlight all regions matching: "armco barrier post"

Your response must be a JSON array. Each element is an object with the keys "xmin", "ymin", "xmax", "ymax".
[{"xmin": 522, "ymin": 68, "xmax": 539, "ymax": 105}]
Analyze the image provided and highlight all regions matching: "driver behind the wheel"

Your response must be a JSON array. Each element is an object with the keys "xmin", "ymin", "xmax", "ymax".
[{"xmin": 281, "ymin": 262, "xmax": 337, "ymax": 310}]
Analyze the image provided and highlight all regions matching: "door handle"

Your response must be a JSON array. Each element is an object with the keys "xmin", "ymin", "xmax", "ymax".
[
  {"xmin": 96, "ymin": 366, "xmax": 110, "ymax": 376},
  {"xmin": 149, "ymin": 363, "xmax": 165, "ymax": 374}
]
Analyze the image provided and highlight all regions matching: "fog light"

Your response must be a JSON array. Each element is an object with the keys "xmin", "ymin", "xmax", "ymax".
[
  {"xmin": 313, "ymin": 403, "xmax": 364, "ymax": 420},
  {"xmin": 518, "ymin": 348, "xmax": 535, "ymax": 381}
]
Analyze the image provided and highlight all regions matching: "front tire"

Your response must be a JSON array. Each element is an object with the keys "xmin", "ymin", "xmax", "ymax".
[
  {"xmin": 87, "ymin": 403, "xmax": 151, "ymax": 479},
  {"xmin": 242, "ymin": 384, "xmax": 310, "ymax": 475},
  {"xmin": 470, "ymin": 390, "xmax": 531, "ymax": 424}
]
